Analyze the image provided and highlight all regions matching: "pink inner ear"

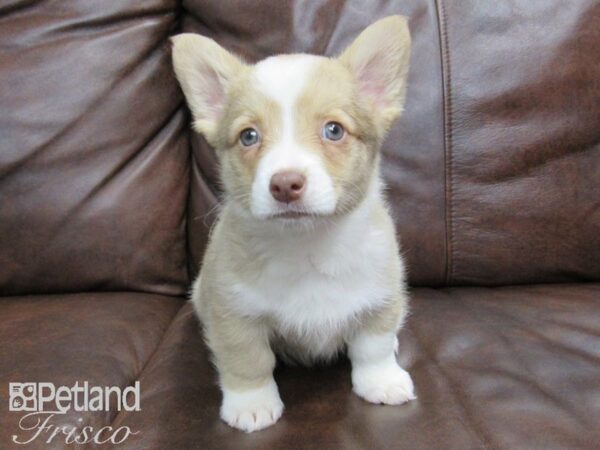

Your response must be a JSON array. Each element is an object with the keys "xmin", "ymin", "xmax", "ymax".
[
  {"xmin": 202, "ymin": 65, "xmax": 226, "ymax": 120},
  {"xmin": 357, "ymin": 54, "xmax": 388, "ymax": 109},
  {"xmin": 207, "ymin": 83, "xmax": 223, "ymax": 111}
]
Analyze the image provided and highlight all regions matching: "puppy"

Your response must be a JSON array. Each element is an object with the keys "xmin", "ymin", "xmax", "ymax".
[{"xmin": 172, "ymin": 16, "xmax": 413, "ymax": 433}]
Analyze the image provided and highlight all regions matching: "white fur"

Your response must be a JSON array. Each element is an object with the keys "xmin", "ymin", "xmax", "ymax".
[
  {"xmin": 220, "ymin": 379, "xmax": 284, "ymax": 433},
  {"xmin": 347, "ymin": 331, "xmax": 415, "ymax": 404},
  {"xmin": 250, "ymin": 55, "xmax": 337, "ymax": 218}
]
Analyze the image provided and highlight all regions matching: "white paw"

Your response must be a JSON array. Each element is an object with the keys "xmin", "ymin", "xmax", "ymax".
[
  {"xmin": 220, "ymin": 379, "xmax": 284, "ymax": 432},
  {"xmin": 352, "ymin": 358, "xmax": 416, "ymax": 405}
]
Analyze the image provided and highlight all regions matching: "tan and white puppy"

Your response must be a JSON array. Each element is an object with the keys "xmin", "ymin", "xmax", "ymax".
[{"xmin": 172, "ymin": 16, "xmax": 413, "ymax": 433}]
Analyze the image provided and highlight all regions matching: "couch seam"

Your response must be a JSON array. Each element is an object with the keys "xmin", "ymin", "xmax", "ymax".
[
  {"xmin": 172, "ymin": 0, "xmax": 193, "ymax": 283},
  {"xmin": 174, "ymin": 0, "xmax": 195, "ymax": 286},
  {"xmin": 183, "ymin": 115, "xmax": 195, "ymax": 282},
  {"xmin": 434, "ymin": 0, "xmax": 455, "ymax": 285}
]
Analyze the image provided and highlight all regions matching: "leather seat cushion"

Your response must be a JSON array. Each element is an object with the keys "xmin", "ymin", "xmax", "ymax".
[
  {"xmin": 0, "ymin": 292, "xmax": 183, "ymax": 448},
  {"xmin": 38, "ymin": 283, "xmax": 597, "ymax": 450}
]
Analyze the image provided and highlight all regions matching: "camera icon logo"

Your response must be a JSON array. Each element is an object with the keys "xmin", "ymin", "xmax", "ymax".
[{"xmin": 9, "ymin": 383, "xmax": 37, "ymax": 412}]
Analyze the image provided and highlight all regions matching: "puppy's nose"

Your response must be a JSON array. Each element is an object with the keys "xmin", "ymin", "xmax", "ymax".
[{"xmin": 269, "ymin": 171, "xmax": 306, "ymax": 203}]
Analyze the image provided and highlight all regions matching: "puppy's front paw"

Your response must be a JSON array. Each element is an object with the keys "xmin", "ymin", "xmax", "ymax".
[
  {"xmin": 352, "ymin": 359, "xmax": 416, "ymax": 405},
  {"xmin": 220, "ymin": 379, "xmax": 284, "ymax": 432}
]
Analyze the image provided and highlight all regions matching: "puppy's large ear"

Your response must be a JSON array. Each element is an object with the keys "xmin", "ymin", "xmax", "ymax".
[
  {"xmin": 339, "ymin": 16, "xmax": 411, "ymax": 130},
  {"xmin": 171, "ymin": 34, "xmax": 245, "ymax": 140}
]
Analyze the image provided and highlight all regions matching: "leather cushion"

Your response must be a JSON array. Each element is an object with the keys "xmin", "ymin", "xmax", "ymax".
[
  {"xmin": 0, "ymin": 0, "xmax": 189, "ymax": 295},
  {"xmin": 439, "ymin": 0, "xmax": 600, "ymax": 284},
  {"xmin": 111, "ymin": 284, "xmax": 600, "ymax": 449},
  {"xmin": 0, "ymin": 291, "xmax": 183, "ymax": 449}
]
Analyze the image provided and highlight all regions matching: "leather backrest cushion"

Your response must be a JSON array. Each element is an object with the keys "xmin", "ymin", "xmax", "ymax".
[
  {"xmin": 0, "ymin": 0, "xmax": 189, "ymax": 295},
  {"xmin": 184, "ymin": 0, "xmax": 599, "ymax": 286},
  {"xmin": 3, "ymin": 0, "xmax": 597, "ymax": 292},
  {"xmin": 440, "ymin": 0, "xmax": 600, "ymax": 284}
]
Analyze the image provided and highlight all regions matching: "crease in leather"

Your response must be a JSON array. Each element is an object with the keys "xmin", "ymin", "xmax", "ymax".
[
  {"xmin": 0, "ymin": 1, "xmax": 34, "ymax": 16},
  {"xmin": 0, "ymin": 109, "xmax": 78, "ymax": 180},
  {"xmin": 0, "ymin": 19, "xmax": 172, "ymax": 182},
  {"xmin": 312, "ymin": 0, "xmax": 344, "ymax": 56},
  {"xmin": 183, "ymin": 131, "xmax": 197, "ymax": 284},
  {"xmin": 544, "ymin": 317, "xmax": 600, "ymax": 341},
  {"xmin": 434, "ymin": 0, "xmax": 454, "ymax": 286},
  {"xmin": 54, "ymin": 6, "xmax": 175, "ymax": 34},
  {"xmin": 187, "ymin": 143, "xmax": 221, "ymax": 277},
  {"xmin": 181, "ymin": 3, "xmax": 214, "ymax": 36},
  {"xmin": 192, "ymin": 136, "xmax": 222, "ymax": 199},
  {"xmin": 409, "ymin": 315, "xmax": 494, "ymax": 450},
  {"xmin": 172, "ymin": 2, "xmax": 198, "ymax": 285},
  {"xmin": 59, "ymin": 108, "xmax": 185, "ymax": 240},
  {"xmin": 475, "ymin": 295, "xmax": 600, "ymax": 368},
  {"xmin": 104, "ymin": 299, "xmax": 188, "ymax": 431},
  {"xmin": 469, "ymin": 116, "xmax": 600, "ymax": 186},
  {"xmin": 455, "ymin": 293, "xmax": 596, "ymax": 435}
]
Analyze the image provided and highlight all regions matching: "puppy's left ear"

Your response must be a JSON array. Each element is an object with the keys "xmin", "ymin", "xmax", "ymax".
[
  {"xmin": 339, "ymin": 16, "xmax": 411, "ymax": 130},
  {"xmin": 171, "ymin": 34, "xmax": 245, "ymax": 142}
]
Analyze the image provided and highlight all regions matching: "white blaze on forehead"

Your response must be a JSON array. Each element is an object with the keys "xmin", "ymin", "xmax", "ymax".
[
  {"xmin": 250, "ymin": 55, "xmax": 338, "ymax": 218},
  {"xmin": 253, "ymin": 55, "xmax": 321, "ymax": 108}
]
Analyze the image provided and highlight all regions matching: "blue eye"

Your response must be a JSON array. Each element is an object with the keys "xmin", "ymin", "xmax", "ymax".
[
  {"xmin": 240, "ymin": 128, "xmax": 260, "ymax": 146},
  {"xmin": 322, "ymin": 122, "xmax": 345, "ymax": 141}
]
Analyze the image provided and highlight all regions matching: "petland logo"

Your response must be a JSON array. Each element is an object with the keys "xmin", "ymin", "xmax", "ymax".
[{"xmin": 8, "ymin": 382, "xmax": 140, "ymax": 445}]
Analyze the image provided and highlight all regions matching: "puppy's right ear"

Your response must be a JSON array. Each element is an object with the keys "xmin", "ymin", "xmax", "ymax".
[{"xmin": 171, "ymin": 34, "xmax": 245, "ymax": 140}]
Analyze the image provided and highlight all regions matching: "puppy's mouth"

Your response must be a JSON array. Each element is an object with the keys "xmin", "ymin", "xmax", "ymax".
[
  {"xmin": 267, "ymin": 206, "xmax": 335, "ymax": 220},
  {"xmin": 270, "ymin": 211, "xmax": 314, "ymax": 220}
]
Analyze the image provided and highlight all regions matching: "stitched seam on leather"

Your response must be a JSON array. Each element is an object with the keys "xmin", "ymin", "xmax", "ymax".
[
  {"xmin": 434, "ymin": 0, "xmax": 455, "ymax": 285},
  {"xmin": 104, "ymin": 300, "xmax": 186, "ymax": 429}
]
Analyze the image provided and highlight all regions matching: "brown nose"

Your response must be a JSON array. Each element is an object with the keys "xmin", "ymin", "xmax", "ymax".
[{"xmin": 269, "ymin": 171, "xmax": 306, "ymax": 203}]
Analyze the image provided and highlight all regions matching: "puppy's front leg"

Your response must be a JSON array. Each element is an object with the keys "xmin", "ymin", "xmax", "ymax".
[
  {"xmin": 347, "ymin": 299, "xmax": 416, "ymax": 405},
  {"xmin": 206, "ymin": 311, "xmax": 283, "ymax": 432}
]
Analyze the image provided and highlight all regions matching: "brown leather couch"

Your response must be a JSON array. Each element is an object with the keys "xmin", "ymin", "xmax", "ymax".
[{"xmin": 1, "ymin": 1, "xmax": 599, "ymax": 449}]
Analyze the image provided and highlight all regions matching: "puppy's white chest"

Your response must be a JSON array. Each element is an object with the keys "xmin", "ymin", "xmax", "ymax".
[{"xmin": 229, "ymin": 225, "xmax": 394, "ymax": 333}]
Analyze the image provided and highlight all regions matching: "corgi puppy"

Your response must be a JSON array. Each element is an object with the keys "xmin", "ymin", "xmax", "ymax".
[{"xmin": 172, "ymin": 16, "xmax": 413, "ymax": 433}]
